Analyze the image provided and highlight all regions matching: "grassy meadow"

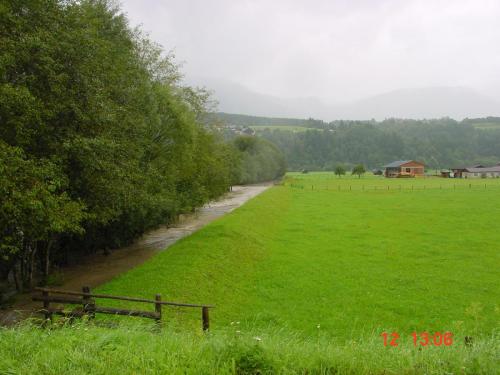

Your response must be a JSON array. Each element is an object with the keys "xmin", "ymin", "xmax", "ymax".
[
  {"xmin": 2, "ymin": 173, "xmax": 499, "ymax": 373},
  {"xmin": 93, "ymin": 173, "xmax": 499, "ymax": 338},
  {"xmin": 250, "ymin": 125, "xmax": 312, "ymax": 132}
]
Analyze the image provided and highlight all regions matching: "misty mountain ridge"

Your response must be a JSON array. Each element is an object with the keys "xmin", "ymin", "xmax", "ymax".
[{"xmin": 191, "ymin": 78, "xmax": 500, "ymax": 121}]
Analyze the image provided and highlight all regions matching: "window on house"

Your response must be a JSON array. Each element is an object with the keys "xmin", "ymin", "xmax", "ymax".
[{"xmin": 406, "ymin": 168, "xmax": 411, "ymax": 173}]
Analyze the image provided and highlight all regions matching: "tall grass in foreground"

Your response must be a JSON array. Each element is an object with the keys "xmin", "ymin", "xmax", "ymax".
[{"xmin": 0, "ymin": 323, "xmax": 497, "ymax": 374}]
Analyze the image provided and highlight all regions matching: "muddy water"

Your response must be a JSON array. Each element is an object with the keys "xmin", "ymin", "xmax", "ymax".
[{"xmin": 0, "ymin": 183, "xmax": 271, "ymax": 325}]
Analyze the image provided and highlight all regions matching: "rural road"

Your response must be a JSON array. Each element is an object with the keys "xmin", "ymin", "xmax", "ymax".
[{"xmin": 0, "ymin": 183, "xmax": 272, "ymax": 325}]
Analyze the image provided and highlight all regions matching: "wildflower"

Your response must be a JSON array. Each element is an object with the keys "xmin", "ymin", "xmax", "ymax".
[
  {"xmin": 253, "ymin": 336, "xmax": 262, "ymax": 342},
  {"xmin": 236, "ymin": 330, "xmax": 241, "ymax": 334},
  {"xmin": 317, "ymin": 324, "xmax": 321, "ymax": 329}
]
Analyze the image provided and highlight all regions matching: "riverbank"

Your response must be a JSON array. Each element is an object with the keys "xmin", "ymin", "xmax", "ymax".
[{"xmin": 0, "ymin": 183, "xmax": 272, "ymax": 325}]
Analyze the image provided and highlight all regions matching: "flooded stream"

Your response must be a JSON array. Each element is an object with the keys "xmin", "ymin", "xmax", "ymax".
[{"xmin": 0, "ymin": 183, "xmax": 271, "ymax": 325}]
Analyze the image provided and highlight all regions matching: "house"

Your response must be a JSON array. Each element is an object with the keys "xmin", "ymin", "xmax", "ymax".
[
  {"xmin": 383, "ymin": 160, "xmax": 425, "ymax": 178},
  {"xmin": 451, "ymin": 163, "xmax": 500, "ymax": 178},
  {"xmin": 452, "ymin": 165, "xmax": 500, "ymax": 178},
  {"xmin": 440, "ymin": 170, "xmax": 452, "ymax": 178}
]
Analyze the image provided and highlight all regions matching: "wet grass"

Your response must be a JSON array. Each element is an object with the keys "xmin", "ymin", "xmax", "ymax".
[
  {"xmin": 0, "ymin": 323, "xmax": 498, "ymax": 374},
  {"xmin": 96, "ymin": 174, "xmax": 499, "ymax": 341},
  {"xmin": 3, "ymin": 173, "xmax": 498, "ymax": 373}
]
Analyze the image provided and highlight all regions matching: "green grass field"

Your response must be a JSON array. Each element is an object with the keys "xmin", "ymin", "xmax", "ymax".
[
  {"xmin": 2, "ymin": 173, "xmax": 499, "ymax": 373},
  {"xmin": 250, "ymin": 125, "xmax": 312, "ymax": 132},
  {"xmin": 94, "ymin": 174, "xmax": 499, "ymax": 338}
]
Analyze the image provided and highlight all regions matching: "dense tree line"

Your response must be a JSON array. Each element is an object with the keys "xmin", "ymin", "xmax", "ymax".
[
  {"xmin": 232, "ymin": 136, "xmax": 286, "ymax": 184},
  {"xmin": 258, "ymin": 119, "xmax": 500, "ymax": 171},
  {"xmin": 213, "ymin": 112, "xmax": 326, "ymax": 128},
  {"xmin": 0, "ymin": 0, "xmax": 284, "ymax": 296}
]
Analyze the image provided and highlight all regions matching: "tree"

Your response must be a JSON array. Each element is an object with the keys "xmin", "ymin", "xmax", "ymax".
[
  {"xmin": 0, "ymin": 0, "xmax": 249, "ymax": 295},
  {"xmin": 334, "ymin": 165, "xmax": 346, "ymax": 177},
  {"xmin": 352, "ymin": 164, "xmax": 366, "ymax": 178}
]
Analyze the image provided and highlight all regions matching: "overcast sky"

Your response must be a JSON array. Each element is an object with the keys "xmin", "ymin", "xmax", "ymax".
[{"xmin": 120, "ymin": 0, "xmax": 500, "ymax": 103}]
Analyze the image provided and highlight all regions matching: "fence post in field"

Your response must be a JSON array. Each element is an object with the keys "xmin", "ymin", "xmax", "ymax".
[
  {"xmin": 42, "ymin": 290, "xmax": 52, "ymax": 322},
  {"xmin": 155, "ymin": 294, "xmax": 162, "ymax": 326},
  {"xmin": 202, "ymin": 306, "xmax": 210, "ymax": 331},
  {"xmin": 82, "ymin": 286, "xmax": 95, "ymax": 319}
]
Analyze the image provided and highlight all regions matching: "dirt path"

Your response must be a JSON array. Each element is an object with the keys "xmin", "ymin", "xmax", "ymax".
[{"xmin": 0, "ymin": 183, "xmax": 272, "ymax": 325}]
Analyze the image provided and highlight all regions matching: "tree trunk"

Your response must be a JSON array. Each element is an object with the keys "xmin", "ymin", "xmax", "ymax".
[
  {"xmin": 41, "ymin": 238, "xmax": 53, "ymax": 285},
  {"xmin": 28, "ymin": 243, "xmax": 38, "ymax": 290}
]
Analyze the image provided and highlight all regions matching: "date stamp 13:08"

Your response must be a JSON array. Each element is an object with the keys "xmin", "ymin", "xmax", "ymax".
[{"xmin": 381, "ymin": 332, "xmax": 453, "ymax": 347}]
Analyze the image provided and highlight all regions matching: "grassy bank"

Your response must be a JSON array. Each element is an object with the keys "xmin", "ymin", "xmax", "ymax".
[
  {"xmin": 0, "ymin": 323, "xmax": 498, "ymax": 374},
  {"xmin": 96, "ymin": 175, "xmax": 499, "ymax": 338}
]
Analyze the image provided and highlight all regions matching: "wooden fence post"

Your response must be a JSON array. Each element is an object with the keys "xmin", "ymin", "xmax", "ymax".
[
  {"xmin": 82, "ymin": 286, "xmax": 95, "ymax": 319},
  {"xmin": 155, "ymin": 294, "xmax": 162, "ymax": 325},
  {"xmin": 202, "ymin": 306, "xmax": 210, "ymax": 332}
]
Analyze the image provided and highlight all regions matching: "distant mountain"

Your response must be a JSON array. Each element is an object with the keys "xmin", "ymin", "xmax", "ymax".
[
  {"xmin": 338, "ymin": 87, "xmax": 500, "ymax": 120},
  {"xmin": 187, "ymin": 77, "xmax": 331, "ymax": 119},
  {"xmin": 188, "ymin": 77, "xmax": 500, "ymax": 121}
]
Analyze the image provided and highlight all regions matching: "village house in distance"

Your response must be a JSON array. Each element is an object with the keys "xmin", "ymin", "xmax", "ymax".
[
  {"xmin": 383, "ymin": 160, "xmax": 425, "ymax": 178},
  {"xmin": 450, "ymin": 164, "xmax": 500, "ymax": 178}
]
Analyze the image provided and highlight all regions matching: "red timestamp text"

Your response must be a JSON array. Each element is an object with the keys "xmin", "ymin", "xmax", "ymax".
[{"xmin": 381, "ymin": 332, "xmax": 453, "ymax": 347}]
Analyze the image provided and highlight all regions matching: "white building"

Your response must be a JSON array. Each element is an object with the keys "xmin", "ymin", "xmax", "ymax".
[{"xmin": 462, "ymin": 166, "xmax": 500, "ymax": 178}]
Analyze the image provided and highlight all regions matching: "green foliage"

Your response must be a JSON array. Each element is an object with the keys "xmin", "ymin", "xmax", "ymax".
[
  {"xmin": 0, "ymin": 0, "xmax": 250, "ymax": 291},
  {"xmin": 259, "ymin": 119, "xmax": 500, "ymax": 171},
  {"xmin": 0, "ymin": 141, "xmax": 85, "ymax": 287},
  {"xmin": 334, "ymin": 165, "xmax": 346, "ymax": 177},
  {"xmin": 351, "ymin": 164, "xmax": 366, "ymax": 178},
  {"xmin": 232, "ymin": 136, "xmax": 286, "ymax": 184},
  {"xmin": 212, "ymin": 112, "xmax": 326, "ymax": 128}
]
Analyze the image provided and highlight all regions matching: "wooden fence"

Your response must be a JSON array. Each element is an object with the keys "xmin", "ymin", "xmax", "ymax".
[
  {"xmin": 288, "ymin": 183, "xmax": 499, "ymax": 192},
  {"xmin": 32, "ymin": 286, "xmax": 214, "ymax": 331}
]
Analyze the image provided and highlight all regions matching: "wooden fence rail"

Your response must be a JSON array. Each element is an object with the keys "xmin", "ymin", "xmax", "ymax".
[{"xmin": 32, "ymin": 286, "xmax": 214, "ymax": 331}]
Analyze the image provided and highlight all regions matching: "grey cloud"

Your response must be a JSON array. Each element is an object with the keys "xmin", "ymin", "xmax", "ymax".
[{"xmin": 120, "ymin": 0, "xmax": 500, "ymax": 118}]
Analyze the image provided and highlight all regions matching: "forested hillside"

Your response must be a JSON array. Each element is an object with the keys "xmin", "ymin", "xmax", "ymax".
[
  {"xmin": 218, "ymin": 114, "xmax": 500, "ymax": 170},
  {"xmin": 0, "ymin": 0, "xmax": 284, "ymax": 295}
]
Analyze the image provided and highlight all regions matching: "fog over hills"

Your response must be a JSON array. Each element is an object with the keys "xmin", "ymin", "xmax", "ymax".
[
  {"xmin": 341, "ymin": 87, "xmax": 500, "ymax": 120},
  {"xmin": 192, "ymin": 78, "xmax": 500, "ymax": 121}
]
